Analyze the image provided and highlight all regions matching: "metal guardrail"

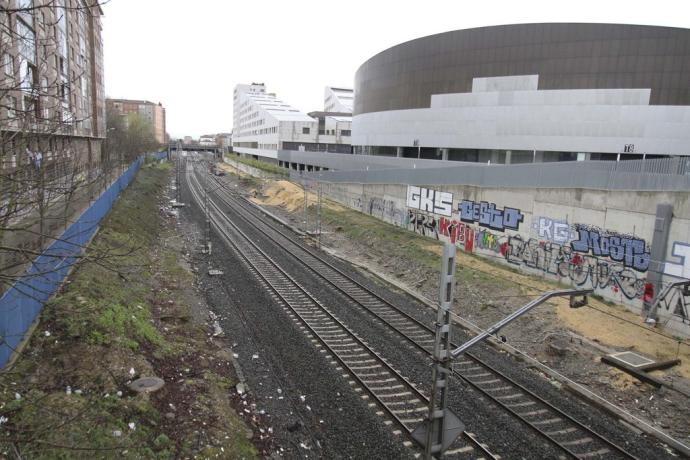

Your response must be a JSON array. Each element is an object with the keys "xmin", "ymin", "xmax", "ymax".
[{"xmin": 292, "ymin": 157, "xmax": 690, "ymax": 191}]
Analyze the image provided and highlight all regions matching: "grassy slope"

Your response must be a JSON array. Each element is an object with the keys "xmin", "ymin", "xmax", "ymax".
[
  {"xmin": 0, "ymin": 163, "xmax": 257, "ymax": 459},
  {"xmin": 225, "ymin": 154, "xmax": 288, "ymax": 177}
]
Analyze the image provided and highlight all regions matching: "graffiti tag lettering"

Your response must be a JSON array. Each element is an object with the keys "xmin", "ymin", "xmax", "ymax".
[
  {"xmin": 438, "ymin": 216, "xmax": 474, "ymax": 251},
  {"xmin": 459, "ymin": 200, "xmax": 524, "ymax": 232},
  {"xmin": 407, "ymin": 210, "xmax": 438, "ymax": 239},
  {"xmin": 505, "ymin": 234, "xmax": 647, "ymax": 300},
  {"xmin": 570, "ymin": 226, "xmax": 649, "ymax": 272},
  {"xmin": 531, "ymin": 216, "xmax": 575, "ymax": 244},
  {"xmin": 407, "ymin": 186, "xmax": 453, "ymax": 217},
  {"xmin": 664, "ymin": 241, "xmax": 690, "ymax": 279}
]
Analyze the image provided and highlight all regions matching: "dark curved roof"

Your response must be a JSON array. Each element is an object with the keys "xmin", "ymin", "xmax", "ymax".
[{"xmin": 354, "ymin": 23, "xmax": 690, "ymax": 115}]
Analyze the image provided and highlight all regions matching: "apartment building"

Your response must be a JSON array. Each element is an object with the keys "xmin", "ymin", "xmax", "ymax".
[
  {"xmin": 0, "ymin": 0, "xmax": 106, "ymax": 169},
  {"xmin": 107, "ymin": 98, "xmax": 167, "ymax": 144}
]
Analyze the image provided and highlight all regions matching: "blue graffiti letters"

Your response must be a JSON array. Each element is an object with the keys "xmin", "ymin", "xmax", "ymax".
[
  {"xmin": 459, "ymin": 200, "xmax": 524, "ymax": 232},
  {"xmin": 571, "ymin": 228, "xmax": 649, "ymax": 272}
]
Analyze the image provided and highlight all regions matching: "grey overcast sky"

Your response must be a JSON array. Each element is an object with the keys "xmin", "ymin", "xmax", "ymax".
[{"xmin": 101, "ymin": 0, "xmax": 688, "ymax": 139}]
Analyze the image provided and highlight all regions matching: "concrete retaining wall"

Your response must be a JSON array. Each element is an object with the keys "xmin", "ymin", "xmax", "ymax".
[{"xmin": 314, "ymin": 181, "xmax": 690, "ymax": 337}]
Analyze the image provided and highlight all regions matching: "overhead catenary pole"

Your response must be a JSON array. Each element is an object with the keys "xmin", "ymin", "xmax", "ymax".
[
  {"xmin": 424, "ymin": 243, "xmax": 457, "ymax": 459},
  {"xmin": 204, "ymin": 160, "xmax": 212, "ymax": 255},
  {"xmin": 317, "ymin": 182, "xmax": 322, "ymax": 249},
  {"xmin": 303, "ymin": 178, "xmax": 309, "ymax": 236},
  {"xmin": 414, "ymin": 252, "xmax": 592, "ymax": 457}
]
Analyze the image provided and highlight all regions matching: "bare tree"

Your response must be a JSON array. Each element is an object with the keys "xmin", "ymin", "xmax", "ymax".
[{"xmin": 0, "ymin": 0, "xmax": 117, "ymax": 294}]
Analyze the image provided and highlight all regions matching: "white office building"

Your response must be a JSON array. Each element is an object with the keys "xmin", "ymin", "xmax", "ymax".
[
  {"xmin": 232, "ymin": 83, "xmax": 317, "ymax": 160},
  {"xmin": 232, "ymin": 83, "xmax": 353, "ymax": 160}
]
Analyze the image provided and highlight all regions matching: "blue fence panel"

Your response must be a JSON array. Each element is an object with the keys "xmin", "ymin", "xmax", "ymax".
[{"xmin": 0, "ymin": 156, "xmax": 147, "ymax": 367}]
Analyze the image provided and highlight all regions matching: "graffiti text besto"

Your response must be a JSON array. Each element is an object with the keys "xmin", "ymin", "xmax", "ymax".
[
  {"xmin": 459, "ymin": 200, "xmax": 524, "ymax": 232},
  {"xmin": 406, "ymin": 186, "xmax": 453, "ymax": 217}
]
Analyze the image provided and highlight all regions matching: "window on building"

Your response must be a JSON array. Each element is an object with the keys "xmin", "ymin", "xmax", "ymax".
[
  {"xmin": 5, "ymin": 95, "xmax": 17, "ymax": 119},
  {"xmin": 302, "ymin": 127, "xmax": 310, "ymax": 134},
  {"xmin": 23, "ymin": 95, "xmax": 39, "ymax": 121},
  {"xmin": 341, "ymin": 130, "xmax": 351, "ymax": 136},
  {"xmin": 2, "ymin": 53, "xmax": 13, "ymax": 76}
]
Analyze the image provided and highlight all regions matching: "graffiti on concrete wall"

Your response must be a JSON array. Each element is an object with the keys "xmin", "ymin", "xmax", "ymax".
[
  {"xmin": 570, "ymin": 225, "xmax": 650, "ymax": 272},
  {"xmin": 399, "ymin": 189, "xmax": 654, "ymax": 303},
  {"xmin": 504, "ymin": 234, "xmax": 648, "ymax": 300},
  {"xmin": 407, "ymin": 186, "xmax": 453, "ymax": 217},
  {"xmin": 664, "ymin": 241, "xmax": 690, "ymax": 279},
  {"xmin": 438, "ymin": 217, "xmax": 474, "ymax": 251},
  {"xmin": 459, "ymin": 200, "xmax": 524, "ymax": 232},
  {"xmin": 407, "ymin": 210, "xmax": 439, "ymax": 238},
  {"xmin": 531, "ymin": 216, "xmax": 576, "ymax": 244},
  {"xmin": 474, "ymin": 228, "xmax": 508, "ymax": 255},
  {"xmin": 368, "ymin": 197, "xmax": 406, "ymax": 226}
]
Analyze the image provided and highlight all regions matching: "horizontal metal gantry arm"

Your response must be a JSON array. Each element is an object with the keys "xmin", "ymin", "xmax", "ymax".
[{"xmin": 450, "ymin": 289, "xmax": 593, "ymax": 359}]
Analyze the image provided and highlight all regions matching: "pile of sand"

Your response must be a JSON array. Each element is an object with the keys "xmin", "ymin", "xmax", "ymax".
[{"xmin": 253, "ymin": 180, "xmax": 346, "ymax": 213}]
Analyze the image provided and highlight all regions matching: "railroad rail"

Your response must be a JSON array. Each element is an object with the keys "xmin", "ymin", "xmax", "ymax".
[
  {"xmin": 196, "ymin": 160, "xmax": 643, "ymax": 460},
  {"xmin": 185, "ymin": 159, "xmax": 498, "ymax": 459}
]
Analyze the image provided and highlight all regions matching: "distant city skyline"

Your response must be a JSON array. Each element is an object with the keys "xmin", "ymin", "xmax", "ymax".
[{"xmin": 102, "ymin": 0, "xmax": 689, "ymax": 138}]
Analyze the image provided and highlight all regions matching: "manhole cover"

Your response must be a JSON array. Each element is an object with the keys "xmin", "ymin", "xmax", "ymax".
[
  {"xmin": 128, "ymin": 377, "xmax": 165, "ymax": 393},
  {"xmin": 609, "ymin": 351, "xmax": 655, "ymax": 368}
]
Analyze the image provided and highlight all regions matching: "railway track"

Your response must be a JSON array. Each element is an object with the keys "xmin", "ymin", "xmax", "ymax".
[
  {"xmin": 196, "ymin": 161, "xmax": 643, "ymax": 460},
  {"xmin": 186, "ymin": 160, "xmax": 498, "ymax": 459}
]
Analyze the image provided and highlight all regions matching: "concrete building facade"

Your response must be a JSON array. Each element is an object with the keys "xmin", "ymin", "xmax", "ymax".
[
  {"xmin": 107, "ymin": 98, "xmax": 167, "ymax": 144},
  {"xmin": 232, "ymin": 83, "xmax": 352, "ymax": 160},
  {"xmin": 1, "ymin": 0, "xmax": 106, "ymax": 169},
  {"xmin": 353, "ymin": 23, "xmax": 690, "ymax": 163},
  {"xmin": 324, "ymin": 86, "xmax": 354, "ymax": 113}
]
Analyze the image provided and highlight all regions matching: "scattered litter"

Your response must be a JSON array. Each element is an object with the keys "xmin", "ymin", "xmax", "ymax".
[
  {"xmin": 208, "ymin": 269, "xmax": 224, "ymax": 276},
  {"xmin": 75, "ymin": 389, "xmax": 83, "ymax": 395},
  {"xmin": 300, "ymin": 395, "xmax": 306, "ymax": 402},
  {"xmin": 306, "ymin": 405, "xmax": 311, "ymax": 411},
  {"xmin": 236, "ymin": 383, "xmax": 247, "ymax": 395},
  {"xmin": 116, "ymin": 391, "xmax": 123, "ymax": 397},
  {"xmin": 277, "ymin": 388, "xmax": 282, "ymax": 394},
  {"xmin": 252, "ymin": 353, "xmax": 259, "ymax": 360},
  {"xmin": 212, "ymin": 322, "xmax": 223, "ymax": 337},
  {"xmin": 649, "ymin": 395, "xmax": 654, "ymax": 401},
  {"xmin": 43, "ymin": 331, "xmax": 51, "ymax": 337},
  {"xmin": 0, "ymin": 416, "xmax": 8, "ymax": 425},
  {"xmin": 128, "ymin": 422, "xmax": 136, "ymax": 430},
  {"xmin": 66, "ymin": 386, "xmax": 72, "ymax": 395},
  {"xmin": 232, "ymin": 353, "xmax": 239, "ymax": 359},
  {"xmin": 299, "ymin": 443, "xmax": 310, "ymax": 450},
  {"xmin": 129, "ymin": 368, "xmax": 136, "ymax": 377},
  {"xmin": 14, "ymin": 393, "xmax": 20, "ymax": 401},
  {"xmin": 113, "ymin": 430, "xmax": 122, "ymax": 437}
]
